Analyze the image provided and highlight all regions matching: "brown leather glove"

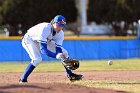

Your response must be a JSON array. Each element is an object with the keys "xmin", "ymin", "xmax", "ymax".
[{"xmin": 62, "ymin": 58, "xmax": 79, "ymax": 70}]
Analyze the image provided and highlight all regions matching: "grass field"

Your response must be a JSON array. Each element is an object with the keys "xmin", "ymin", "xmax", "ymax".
[
  {"xmin": 0, "ymin": 59, "xmax": 140, "ymax": 93},
  {"xmin": 0, "ymin": 59, "xmax": 140, "ymax": 72}
]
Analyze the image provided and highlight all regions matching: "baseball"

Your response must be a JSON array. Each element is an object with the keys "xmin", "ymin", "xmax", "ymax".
[{"xmin": 108, "ymin": 60, "xmax": 113, "ymax": 65}]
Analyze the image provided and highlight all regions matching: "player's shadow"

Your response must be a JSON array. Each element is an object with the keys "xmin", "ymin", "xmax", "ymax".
[
  {"xmin": 0, "ymin": 84, "xmax": 48, "ymax": 90},
  {"xmin": 0, "ymin": 91, "xmax": 10, "ymax": 93}
]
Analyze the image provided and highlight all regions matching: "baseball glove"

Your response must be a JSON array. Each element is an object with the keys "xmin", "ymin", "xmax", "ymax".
[{"xmin": 62, "ymin": 58, "xmax": 79, "ymax": 70}]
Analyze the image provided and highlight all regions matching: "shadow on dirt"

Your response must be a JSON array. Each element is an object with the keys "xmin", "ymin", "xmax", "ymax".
[{"xmin": 0, "ymin": 83, "xmax": 129, "ymax": 93}]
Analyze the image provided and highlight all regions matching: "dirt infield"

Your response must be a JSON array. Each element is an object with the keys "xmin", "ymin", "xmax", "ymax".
[{"xmin": 1, "ymin": 70, "xmax": 139, "ymax": 93}]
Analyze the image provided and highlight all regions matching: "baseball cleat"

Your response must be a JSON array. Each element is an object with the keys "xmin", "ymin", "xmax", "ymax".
[
  {"xmin": 19, "ymin": 79, "xmax": 28, "ymax": 83},
  {"xmin": 67, "ymin": 73, "xmax": 83, "ymax": 82}
]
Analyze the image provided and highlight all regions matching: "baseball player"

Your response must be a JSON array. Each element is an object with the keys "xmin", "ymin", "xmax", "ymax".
[{"xmin": 19, "ymin": 15, "xmax": 82, "ymax": 83}]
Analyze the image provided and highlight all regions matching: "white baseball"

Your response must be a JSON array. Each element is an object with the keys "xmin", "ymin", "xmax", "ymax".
[{"xmin": 108, "ymin": 60, "xmax": 113, "ymax": 65}]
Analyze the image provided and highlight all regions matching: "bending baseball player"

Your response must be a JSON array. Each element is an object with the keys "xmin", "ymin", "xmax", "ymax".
[{"xmin": 19, "ymin": 15, "xmax": 83, "ymax": 83}]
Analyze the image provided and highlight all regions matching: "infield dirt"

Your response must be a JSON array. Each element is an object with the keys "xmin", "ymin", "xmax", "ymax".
[{"xmin": 0, "ymin": 71, "xmax": 137, "ymax": 93}]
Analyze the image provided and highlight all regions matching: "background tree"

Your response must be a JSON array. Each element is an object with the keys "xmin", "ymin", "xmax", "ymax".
[
  {"xmin": 0, "ymin": 0, "xmax": 77, "ymax": 35},
  {"xmin": 87, "ymin": 0, "xmax": 140, "ymax": 23},
  {"xmin": 1, "ymin": 0, "xmax": 140, "ymax": 36}
]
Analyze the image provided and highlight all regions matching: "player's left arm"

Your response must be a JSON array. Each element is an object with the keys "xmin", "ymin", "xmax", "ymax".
[
  {"xmin": 39, "ymin": 25, "xmax": 57, "ymax": 58},
  {"xmin": 55, "ymin": 31, "xmax": 66, "ymax": 60},
  {"xmin": 55, "ymin": 30, "xmax": 64, "ymax": 53}
]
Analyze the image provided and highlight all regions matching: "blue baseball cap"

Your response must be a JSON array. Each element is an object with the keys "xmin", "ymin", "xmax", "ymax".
[{"xmin": 53, "ymin": 15, "xmax": 66, "ymax": 27}]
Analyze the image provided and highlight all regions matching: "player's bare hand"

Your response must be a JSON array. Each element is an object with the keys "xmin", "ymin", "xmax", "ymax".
[{"xmin": 56, "ymin": 53, "xmax": 65, "ymax": 60}]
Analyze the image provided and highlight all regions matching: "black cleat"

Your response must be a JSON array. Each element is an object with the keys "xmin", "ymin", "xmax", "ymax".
[
  {"xmin": 19, "ymin": 79, "xmax": 28, "ymax": 83},
  {"xmin": 67, "ymin": 73, "xmax": 83, "ymax": 82}
]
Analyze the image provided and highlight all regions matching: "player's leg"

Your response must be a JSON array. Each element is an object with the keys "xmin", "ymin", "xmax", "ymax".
[
  {"xmin": 47, "ymin": 43, "xmax": 73, "ymax": 75},
  {"xmin": 61, "ymin": 47, "xmax": 83, "ymax": 81},
  {"xmin": 58, "ymin": 47, "xmax": 73, "ymax": 75},
  {"xmin": 20, "ymin": 37, "xmax": 42, "ymax": 83},
  {"xmin": 48, "ymin": 43, "xmax": 83, "ymax": 81}
]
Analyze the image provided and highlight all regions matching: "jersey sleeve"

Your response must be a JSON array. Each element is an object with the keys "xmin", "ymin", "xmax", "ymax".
[
  {"xmin": 40, "ymin": 42, "xmax": 57, "ymax": 58},
  {"xmin": 38, "ymin": 25, "xmax": 51, "ymax": 43}
]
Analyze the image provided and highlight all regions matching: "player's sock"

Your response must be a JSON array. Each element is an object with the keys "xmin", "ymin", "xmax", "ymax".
[
  {"xmin": 64, "ymin": 66, "xmax": 72, "ymax": 75},
  {"xmin": 20, "ymin": 63, "xmax": 35, "ymax": 81},
  {"xmin": 59, "ymin": 57, "xmax": 72, "ymax": 76}
]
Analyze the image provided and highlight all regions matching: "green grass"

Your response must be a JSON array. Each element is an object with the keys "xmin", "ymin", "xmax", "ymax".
[
  {"xmin": 79, "ymin": 59, "xmax": 140, "ymax": 71},
  {"xmin": 0, "ymin": 59, "xmax": 140, "ymax": 93},
  {"xmin": 0, "ymin": 59, "xmax": 140, "ymax": 72}
]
